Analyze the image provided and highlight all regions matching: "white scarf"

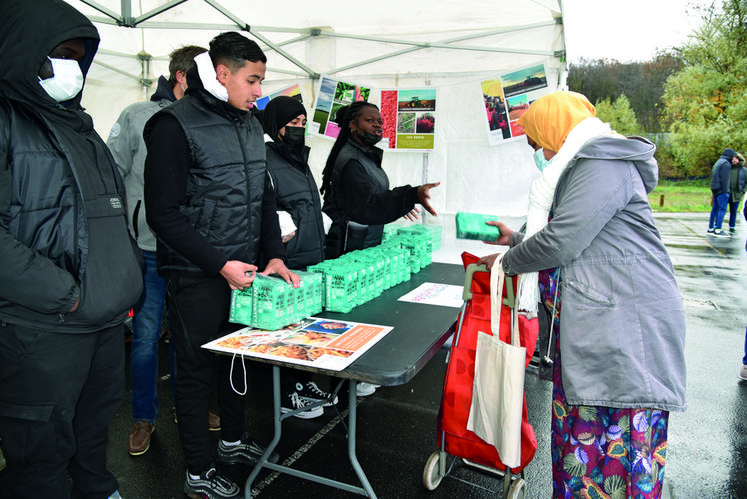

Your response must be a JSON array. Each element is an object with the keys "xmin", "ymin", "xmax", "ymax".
[
  {"xmin": 194, "ymin": 51, "xmax": 229, "ymax": 103},
  {"xmin": 516, "ymin": 117, "xmax": 615, "ymax": 313}
]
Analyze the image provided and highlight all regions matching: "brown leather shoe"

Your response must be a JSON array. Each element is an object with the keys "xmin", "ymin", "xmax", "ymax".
[
  {"xmin": 172, "ymin": 408, "xmax": 221, "ymax": 431},
  {"xmin": 208, "ymin": 412, "xmax": 221, "ymax": 432},
  {"xmin": 128, "ymin": 421, "xmax": 154, "ymax": 456}
]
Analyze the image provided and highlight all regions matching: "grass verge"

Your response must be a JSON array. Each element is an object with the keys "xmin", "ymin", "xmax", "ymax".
[{"xmin": 649, "ymin": 179, "xmax": 713, "ymax": 213}]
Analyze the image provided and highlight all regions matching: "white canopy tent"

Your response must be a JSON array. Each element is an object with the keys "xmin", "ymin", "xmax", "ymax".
[{"xmin": 65, "ymin": 0, "xmax": 567, "ymax": 257}]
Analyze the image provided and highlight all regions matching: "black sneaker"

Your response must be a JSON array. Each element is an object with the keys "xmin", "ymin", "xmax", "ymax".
[
  {"xmin": 296, "ymin": 381, "xmax": 338, "ymax": 406},
  {"xmin": 281, "ymin": 392, "xmax": 324, "ymax": 419},
  {"xmin": 184, "ymin": 467, "xmax": 240, "ymax": 499},
  {"xmin": 216, "ymin": 433, "xmax": 279, "ymax": 466}
]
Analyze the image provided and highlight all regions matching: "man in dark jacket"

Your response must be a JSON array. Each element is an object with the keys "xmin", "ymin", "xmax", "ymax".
[
  {"xmin": 0, "ymin": 1, "xmax": 144, "ymax": 497},
  {"xmin": 144, "ymin": 32, "xmax": 298, "ymax": 499},
  {"xmin": 107, "ymin": 44, "xmax": 221, "ymax": 457},
  {"xmin": 708, "ymin": 148, "xmax": 739, "ymax": 236}
]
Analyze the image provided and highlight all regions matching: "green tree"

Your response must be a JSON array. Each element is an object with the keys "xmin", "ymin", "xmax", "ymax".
[
  {"xmin": 661, "ymin": 0, "xmax": 747, "ymax": 176},
  {"xmin": 594, "ymin": 94, "xmax": 643, "ymax": 136},
  {"xmin": 567, "ymin": 53, "xmax": 683, "ymax": 133}
]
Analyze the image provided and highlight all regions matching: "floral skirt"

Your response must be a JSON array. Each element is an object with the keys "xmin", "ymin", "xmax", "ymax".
[{"xmin": 551, "ymin": 341, "xmax": 669, "ymax": 499}]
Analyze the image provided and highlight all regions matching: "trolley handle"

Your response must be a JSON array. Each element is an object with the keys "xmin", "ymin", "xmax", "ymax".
[{"xmin": 463, "ymin": 262, "xmax": 516, "ymax": 308}]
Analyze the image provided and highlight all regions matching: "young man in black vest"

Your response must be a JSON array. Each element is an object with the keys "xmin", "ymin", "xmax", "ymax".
[{"xmin": 144, "ymin": 31, "xmax": 298, "ymax": 499}]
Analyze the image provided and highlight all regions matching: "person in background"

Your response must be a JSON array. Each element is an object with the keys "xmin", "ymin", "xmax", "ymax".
[
  {"xmin": 727, "ymin": 151, "xmax": 747, "ymax": 235},
  {"xmin": 144, "ymin": 31, "xmax": 298, "ymax": 499},
  {"xmin": 738, "ymin": 193, "xmax": 747, "ymax": 382},
  {"xmin": 258, "ymin": 95, "xmax": 338, "ymax": 417},
  {"xmin": 479, "ymin": 91, "xmax": 686, "ymax": 499},
  {"xmin": 319, "ymin": 100, "xmax": 440, "ymax": 396},
  {"xmin": 708, "ymin": 148, "xmax": 739, "ymax": 236},
  {"xmin": 0, "ymin": 1, "xmax": 144, "ymax": 497},
  {"xmin": 107, "ymin": 44, "xmax": 222, "ymax": 457}
]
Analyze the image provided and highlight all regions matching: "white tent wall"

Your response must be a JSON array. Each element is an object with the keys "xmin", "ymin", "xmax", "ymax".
[{"xmin": 68, "ymin": 0, "xmax": 566, "ymax": 260}]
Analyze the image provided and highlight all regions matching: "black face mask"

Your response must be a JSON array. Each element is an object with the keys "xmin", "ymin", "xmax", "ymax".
[
  {"xmin": 358, "ymin": 130, "xmax": 382, "ymax": 147},
  {"xmin": 282, "ymin": 126, "xmax": 306, "ymax": 147}
]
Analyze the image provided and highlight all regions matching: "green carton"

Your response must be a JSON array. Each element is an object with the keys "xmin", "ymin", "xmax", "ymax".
[{"xmin": 455, "ymin": 212, "xmax": 501, "ymax": 241}]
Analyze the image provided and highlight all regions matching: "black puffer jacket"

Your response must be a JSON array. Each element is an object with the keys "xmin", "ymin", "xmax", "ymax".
[
  {"xmin": 144, "ymin": 66, "xmax": 285, "ymax": 276},
  {"xmin": 265, "ymin": 142, "xmax": 326, "ymax": 270},
  {"xmin": 0, "ymin": 0, "xmax": 144, "ymax": 332}
]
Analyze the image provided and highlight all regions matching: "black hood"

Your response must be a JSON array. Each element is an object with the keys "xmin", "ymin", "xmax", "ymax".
[
  {"xmin": 0, "ymin": 0, "xmax": 99, "ymax": 109},
  {"xmin": 150, "ymin": 75, "xmax": 177, "ymax": 103}
]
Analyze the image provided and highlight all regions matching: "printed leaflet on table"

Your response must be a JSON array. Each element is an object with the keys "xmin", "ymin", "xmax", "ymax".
[{"xmin": 202, "ymin": 317, "xmax": 392, "ymax": 371}]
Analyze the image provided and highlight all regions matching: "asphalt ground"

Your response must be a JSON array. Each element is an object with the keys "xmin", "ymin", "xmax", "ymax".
[{"xmin": 1, "ymin": 212, "xmax": 747, "ymax": 498}]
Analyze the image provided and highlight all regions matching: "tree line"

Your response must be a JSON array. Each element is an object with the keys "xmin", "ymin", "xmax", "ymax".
[{"xmin": 567, "ymin": 0, "xmax": 747, "ymax": 178}]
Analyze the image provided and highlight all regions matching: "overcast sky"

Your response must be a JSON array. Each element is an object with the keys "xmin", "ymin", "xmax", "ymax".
[{"xmin": 561, "ymin": 0, "xmax": 707, "ymax": 62}]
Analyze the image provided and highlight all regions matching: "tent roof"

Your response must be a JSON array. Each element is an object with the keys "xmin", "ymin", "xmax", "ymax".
[{"xmin": 66, "ymin": 0, "xmax": 566, "ymax": 89}]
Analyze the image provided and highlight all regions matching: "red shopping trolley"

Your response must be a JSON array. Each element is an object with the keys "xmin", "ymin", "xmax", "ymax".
[{"xmin": 423, "ymin": 252, "xmax": 539, "ymax": 498}]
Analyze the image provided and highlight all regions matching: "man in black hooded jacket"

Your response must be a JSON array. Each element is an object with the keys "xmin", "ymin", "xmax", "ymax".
[{"xmin": 0, "ymin": 1, "xmax": 144, "ymax": 497}]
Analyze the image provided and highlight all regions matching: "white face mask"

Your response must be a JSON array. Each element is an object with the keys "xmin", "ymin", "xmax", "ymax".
[
  {"xmin": 38, "ymin": 57, "xmax": 84, "ymax": 102},
  {"xmin": 194, "ymin": 51, "xmax": 228, "ymax": 102}
]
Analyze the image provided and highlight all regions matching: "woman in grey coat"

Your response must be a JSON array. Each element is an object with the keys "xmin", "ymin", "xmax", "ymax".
[{"xmin": 479, "ymin": 91, "xmax": 686, "ymax": 499}]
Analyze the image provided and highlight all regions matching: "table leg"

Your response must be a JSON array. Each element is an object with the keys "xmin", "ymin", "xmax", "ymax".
[
  {"xmin": 244, "ymin": 365, "xmax": 283, "ymax": 499},
  {"xmin": 244, "ymin": 373, "xmax": 377, "ymax": 498},
  {"xmin": 347, "ymin": 380, "xmax": 377, "ymax": 498}
]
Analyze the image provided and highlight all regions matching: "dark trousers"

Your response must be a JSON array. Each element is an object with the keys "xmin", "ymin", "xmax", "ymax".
[
  {"xmin": 728, "ymin": 199, "xmax": 740, "ymax": 230},
  {"xmin": 0, "ymin": 323, "xmax": 123, "ymax": 499},
  {"xmin": 165, "ymin": 271, "xmax": 247, "ymax": 475}
]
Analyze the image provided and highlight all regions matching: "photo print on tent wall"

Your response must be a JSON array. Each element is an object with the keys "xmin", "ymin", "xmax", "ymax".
[
  {"xmin": 255, "ymin": 83, "xmax": 304, "ymax": 111},
  {"xmin": 310, "ymin": 75, "xmax": 371, "ymax": 139},
  {"xmin": 380, "ymin": 88, "xmax": 437, "ymax": 151},
  {"xmin": 482, "ymin": 62, "xmax": 549, "ymax": 146}
]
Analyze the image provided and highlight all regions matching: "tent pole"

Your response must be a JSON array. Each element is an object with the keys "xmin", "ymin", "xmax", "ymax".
[{"xmin": 421, "ymin": 152, "xmax": 429, "ymax": 225}]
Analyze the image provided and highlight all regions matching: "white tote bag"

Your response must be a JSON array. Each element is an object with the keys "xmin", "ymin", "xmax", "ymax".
[{"xmin": 466, "ymin": 258, "xmax": 526, "ymax": 468}]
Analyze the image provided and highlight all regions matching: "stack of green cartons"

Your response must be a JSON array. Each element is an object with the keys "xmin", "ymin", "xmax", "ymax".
[
  {"xmin": 455, "ymin": 212, "xmax": 500, "ymax": 241},
  {"xmin": 295, "ymin": 270, "xmax": 323, "ymax": 318},
  {"xmin": 425, "ymin": 225, "xmax": 442, "ymax": 251},
  {"xmin": 252, "ymin": 274, "xmax": 296, "ymax": 330},
  {"xmin": 323, "ymin": 266, "xmax": 359, "ymax": 313},
  {"xmin": 341, "ymin": 252, "xmax": 379, "ymax": 303},
  {"xmin": 228, "ymin": 287, "xmax": 253, "ymax": 326}
]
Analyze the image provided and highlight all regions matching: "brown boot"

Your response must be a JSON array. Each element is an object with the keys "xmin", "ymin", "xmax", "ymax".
[{"xmin": 128, "ymin": 421, "xmax": 154, "ymax": 456}]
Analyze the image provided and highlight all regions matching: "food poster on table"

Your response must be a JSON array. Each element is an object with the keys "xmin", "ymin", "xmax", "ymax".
[{"xmin": 202, "ymin": 318, "xmax": 393, "ymax": 371}]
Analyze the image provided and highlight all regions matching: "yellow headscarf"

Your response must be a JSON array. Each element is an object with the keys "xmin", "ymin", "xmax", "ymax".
[{"xmin": 517, "ymin": 91, "xmax": 596, "ymax": 153}]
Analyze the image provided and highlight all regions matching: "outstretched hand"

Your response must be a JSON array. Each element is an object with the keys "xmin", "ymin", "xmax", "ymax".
[{"xmin": 417, "ymin": 181, "xmax": 440, "ymax": 216}]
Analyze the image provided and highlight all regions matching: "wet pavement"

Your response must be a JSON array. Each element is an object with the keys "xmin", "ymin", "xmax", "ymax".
[{"xmin": 2, "ymin": 212, "xmax": 747, "ymax": 498}]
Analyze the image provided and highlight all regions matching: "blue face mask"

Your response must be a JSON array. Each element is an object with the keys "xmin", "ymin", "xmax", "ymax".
[{"xmin": 533, "ymin": 148, "xmax": 550, "ymax": 172}]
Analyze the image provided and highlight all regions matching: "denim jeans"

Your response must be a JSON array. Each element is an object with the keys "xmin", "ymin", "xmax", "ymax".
[
  {"xmin": 708, "ymin": 192, "xmax": 730, "ymax": 230},
  {"xmin": 131, "ymin": 250, "xmax": 166, "ymax": 423}
]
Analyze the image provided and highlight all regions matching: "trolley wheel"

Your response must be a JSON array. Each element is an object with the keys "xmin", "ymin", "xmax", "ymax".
[
  {"xmin": 506, "ymin": 477, "xmax": 526, "ymax": 499},
  {"xmin": 422, "ymin": 451, "xmax": 443, "ymax": 490}
]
